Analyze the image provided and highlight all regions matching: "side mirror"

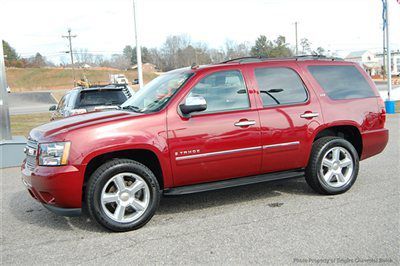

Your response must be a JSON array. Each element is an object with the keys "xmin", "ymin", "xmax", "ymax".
[
  {"xmin": 49, "ymin": 105, "xmax": 57, "ymax": 111},
  {"xmin": 132, "ymin": 79, "xmax": 139, "ymax": 85},
  {"xmin": 179, "ymin": 95, "xmax": 207, "ymax": 116}
]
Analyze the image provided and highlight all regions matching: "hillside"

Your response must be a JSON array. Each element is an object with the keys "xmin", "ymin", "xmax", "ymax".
[{"xmin": 6, "ymin": 67, "xmax": 159, "ymax": 92}]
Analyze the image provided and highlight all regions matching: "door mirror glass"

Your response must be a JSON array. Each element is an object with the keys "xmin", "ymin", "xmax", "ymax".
[
  {"xmin": 49, "ymin": 105, "xmax": 57, "ymax": 111},
  {"xmin": 180, "ymin": 95, "xmax": 207, "ymax": 115}
]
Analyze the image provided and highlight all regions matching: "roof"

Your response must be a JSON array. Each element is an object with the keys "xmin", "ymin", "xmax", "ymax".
[
  {"xmin": 73, "ymin": 84, "xmax": 128, "ymax": 92},
  {"xmin": 346, "ymin": 50, "xmax": 370, "ymax": 59}
]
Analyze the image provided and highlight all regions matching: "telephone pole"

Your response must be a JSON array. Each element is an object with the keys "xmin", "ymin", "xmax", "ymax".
[
  {"xmin": 133, "ymin": 0, "xmax": 144, "ymax": 89},
  {"xmin": 62, "ymin": 29, "xmax": 77, "ymax": 86},
  {"xmin": 294, "ymin": 22, "xmax": 298, "ymax": 56},
  {"xmin": 0, "ymin": 39, "xmax": 11, "ymax": 140}
]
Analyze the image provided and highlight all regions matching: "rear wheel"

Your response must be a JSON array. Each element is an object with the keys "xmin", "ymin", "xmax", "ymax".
[
  {"xmin": 305, "ymin": 137, "xmax": 359, "ymax": 195},
  {"xmin": 86, "ymin": 159, "xmax": 160, "ymax": 232}
]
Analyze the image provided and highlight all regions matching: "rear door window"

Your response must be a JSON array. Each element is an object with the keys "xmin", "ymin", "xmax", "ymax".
[
  {"xmin": 308, "ymin": 65, "xmax": 375, "ymax": 100},
  {"xmin": 254, "ymin": 67, "xmax": 308, "ymax": 106}
]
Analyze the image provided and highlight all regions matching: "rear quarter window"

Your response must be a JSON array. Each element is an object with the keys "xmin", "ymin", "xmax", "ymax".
[{"xmin": 308, "ymin": 65, "xmax": 375, "ymax": 100}]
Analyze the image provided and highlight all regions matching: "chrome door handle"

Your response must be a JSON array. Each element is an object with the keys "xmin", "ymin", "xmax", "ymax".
[
  {"xmin": 234, "ymin": 120, "xmax": 256, "ymax": 127},
  {"xmin": 300, "ymin": 112, "xmax": 319, "ymax": 119}
]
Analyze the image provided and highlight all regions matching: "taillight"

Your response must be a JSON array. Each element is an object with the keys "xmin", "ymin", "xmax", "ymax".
[{"xmin": 377, "ymin": 97, "xmax": 386, "ymax": 125}]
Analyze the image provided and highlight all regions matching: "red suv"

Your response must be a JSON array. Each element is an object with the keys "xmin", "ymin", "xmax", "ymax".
[{"xmin": 21, "ymin": 56, "xmax": 388, "ymax": 231}]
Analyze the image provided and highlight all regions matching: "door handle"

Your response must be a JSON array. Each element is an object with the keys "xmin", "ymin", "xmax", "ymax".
[
  {"xmin": 234, "ymin": 120, "xmax": 256, "ymax": 127},
  {"xmin": 300, "ymin": 112, "xmax": 319, "ymax": 119}
]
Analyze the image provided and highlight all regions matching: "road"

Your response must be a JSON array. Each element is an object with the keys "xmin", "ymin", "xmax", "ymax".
[{"xmin": 1, "ymin": 115, "xmax": 399, "ymax": 265}]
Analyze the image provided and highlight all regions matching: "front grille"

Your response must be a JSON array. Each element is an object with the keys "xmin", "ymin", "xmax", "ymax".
[{"xmin": 25, "ymin": 139, "xmax": 38, "ymax": 170}]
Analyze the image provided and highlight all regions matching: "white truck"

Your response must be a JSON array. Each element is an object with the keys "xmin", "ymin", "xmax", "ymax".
[{"xmin": 110, "ymin": 74, "xmax": 129, "ymax": 85}]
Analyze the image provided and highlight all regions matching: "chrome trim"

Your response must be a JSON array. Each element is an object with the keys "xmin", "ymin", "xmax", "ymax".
[
  {"xmin": 300, "ymin": 112, "xmax": 319, "ymax": 118},
  {"xmin": 234, "ymin": 120, "xmax": 256, "ymax": 127},
  {"xmin": 263, "ymin": 141, "xmax": 300, "ymax": 149},
  {"xmin": 176, "ymin": 146, "xmax": 262, "ymax": 161}
]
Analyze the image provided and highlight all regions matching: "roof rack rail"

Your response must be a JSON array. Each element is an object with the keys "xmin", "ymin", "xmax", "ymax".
[
  {"xmin": 294, "ymin": 55, "xmax": 344, "ymax": 61},
  {"xmin": 219, "ymin": 55, "xmax": 343, "ymax": 64},
  {"xmin": 220, "ymin": 56, "xmax": 268, "ymax": 64}
]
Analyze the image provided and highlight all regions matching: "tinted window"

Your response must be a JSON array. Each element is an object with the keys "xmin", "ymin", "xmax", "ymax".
[
  {"xmin": 189, "ymin": 70, "xmax": 249, "ymax": 113},
  {"xmin": 254, "ymin": 67, "xmax": 308, "ymax": 106},
  {"xmin": 76, "ymin": 90, "xmax": 127, "ymax": 108},
  {"xmin": 308, "ymin": 65, "xmax": 375, "ymax": 100}
]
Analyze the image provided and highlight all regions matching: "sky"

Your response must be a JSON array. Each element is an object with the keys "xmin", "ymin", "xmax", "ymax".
[{"xmin": 1, "ymin": 0, "xmax": 400, "ymax": 64}]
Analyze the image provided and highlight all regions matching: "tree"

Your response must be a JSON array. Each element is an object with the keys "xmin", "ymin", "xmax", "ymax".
[
  {"xmin": 123, "ymin": 45, "xmax": 133, "ymax": 64},
  {"xmin": 250, "ymin": 35, "xmax": 272, "ymax": 57},
  {"xmin": 75, "ymin": 49, "xmax": 94, "ymax": 65},
  {"xmin": 268, "ymin": 36, "xmax": 293, "ymax": 58},
  {"xmin": 123, "ymin": 45, "xmax": 151, "ymax": 66},
  {"xmin": 250, "ymin": 35, "xmax": 293, "ymax": 58},
  {"xmin": 224, "ymin": 40, "xmax": 250, "ymax": 60},
  {"xmin": 2, "ymin": 40, "xmax": 20, "ymax": 67},
  {"xmin": 28, "ymin": 53, "xmax": 47, "ymax": 67},
  {"xmin": 315, "ymin": 47, "xmax": 326, "ymax": 55},
  {"xmin": 300, "ymin": 38, "xmax": 312, "ymax": 55}
]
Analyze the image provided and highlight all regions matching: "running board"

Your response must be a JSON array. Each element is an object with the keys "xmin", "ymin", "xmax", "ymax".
[{"xmin": 163, "ymin": 169, "xmax": 304, "ymax": 196}]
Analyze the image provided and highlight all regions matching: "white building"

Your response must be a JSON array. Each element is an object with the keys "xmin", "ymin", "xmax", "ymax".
[
  {"xmin": 345, "ymin": 50, "xmax": 380, "ymax": 76},
  {"xmin": 375, "ymin": 50, "xmax": 400, "ymax": 76}
]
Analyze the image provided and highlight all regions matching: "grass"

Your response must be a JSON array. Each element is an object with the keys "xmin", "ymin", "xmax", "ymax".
[
  {"xmin": 6, "ymin": 67, "xmax": 159, "ymax": 92},
  {"xmin": 11, "ymin": 113, "xmax": 52, "ymax": 137}
]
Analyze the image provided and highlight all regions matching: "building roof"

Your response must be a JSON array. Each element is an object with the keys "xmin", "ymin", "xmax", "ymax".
[{"xmin": 346, "ymin": 50, "xmax": 369, "ymax": 59}]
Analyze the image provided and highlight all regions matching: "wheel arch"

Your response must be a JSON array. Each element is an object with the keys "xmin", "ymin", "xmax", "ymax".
[
  {"xmin": 82, "ymin": 147, "xmax": 169, "ymax": 202},
  {"xmin": 312, "ymin": 123, "xmax": 363, "ymax": 158}
]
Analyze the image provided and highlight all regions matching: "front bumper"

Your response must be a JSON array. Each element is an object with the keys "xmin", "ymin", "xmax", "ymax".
[{"xmin": 21, "ymin": 162, "xmax": 84, "ymax": 210}]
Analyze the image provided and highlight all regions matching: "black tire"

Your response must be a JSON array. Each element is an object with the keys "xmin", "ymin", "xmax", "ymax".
[
  {"xmin": 86, "ymin": 159, "xmax": 160, "ymax": 232},
  {"xmin": 305, "ymin": 137, "xmax": 359, "ymax": 195}
]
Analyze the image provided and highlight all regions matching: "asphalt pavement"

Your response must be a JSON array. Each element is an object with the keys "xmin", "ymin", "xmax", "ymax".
[{"xmin": 1, "ymin": 115, "xmax": 399, "ymax": 265}]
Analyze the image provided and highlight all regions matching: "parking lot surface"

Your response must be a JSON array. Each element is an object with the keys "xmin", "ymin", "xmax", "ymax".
[{"xmin": 1, "ymin": 115, "xmax": 399, "ymax": 265}]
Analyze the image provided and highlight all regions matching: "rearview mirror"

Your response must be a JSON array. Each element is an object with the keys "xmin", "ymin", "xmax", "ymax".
[
  {"xmin": 49, "ymin": 105, "xmax": 57, "ymax": 111},
  {"xmin": 132, "ymin": 79, "xmax": 139, "ymax": 85},
  {"xmin": 179, "ymin": 95, "xmax": 207, "ymax": 116}
]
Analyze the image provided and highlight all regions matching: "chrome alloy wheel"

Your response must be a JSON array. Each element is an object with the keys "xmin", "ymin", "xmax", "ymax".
[
  {"xmin": 319, "ymin": 147, "xmax": 354, "ymax": 188},
  {"xmin": 101, "ymin": 173, "xmax": 150, "ymax": 223}
]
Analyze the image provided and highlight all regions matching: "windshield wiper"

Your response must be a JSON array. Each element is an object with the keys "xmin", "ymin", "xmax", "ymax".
[{"xmin": 119, "ymin": 105, "xmax": 142, "ymax": 113}]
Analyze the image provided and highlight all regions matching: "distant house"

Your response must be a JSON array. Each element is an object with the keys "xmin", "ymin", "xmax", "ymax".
[
  {"xmin": 375, "ymin": 50, "xmax": 400, "ymax": 76},
  {"xmin": 346, "ymin": 50, "xmax": 380, "ymax": 76}
]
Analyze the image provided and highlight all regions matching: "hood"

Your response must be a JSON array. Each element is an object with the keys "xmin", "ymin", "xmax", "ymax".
[{"xmin": 30, "ymin": 110, "xmax": 141, "ymax": 141}]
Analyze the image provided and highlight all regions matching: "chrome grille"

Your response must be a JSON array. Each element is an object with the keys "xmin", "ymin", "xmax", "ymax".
[{"xmin": 25, "ymin": 139, "xmax": 38, "ymax": 170}]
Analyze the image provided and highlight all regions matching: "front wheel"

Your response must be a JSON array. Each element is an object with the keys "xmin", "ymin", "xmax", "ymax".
[
  {"xmin": 305, "ymin": 137, "xmax": 359, "ymax": 195},
  {"xmin": 86, "ymin": 159, "xmax": 160, "ymax": 232}
]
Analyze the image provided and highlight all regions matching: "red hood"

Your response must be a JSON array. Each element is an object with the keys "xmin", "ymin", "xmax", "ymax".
[{"xmin": 30, "ymin": 110, "xmax": 141, "ymax": 141}]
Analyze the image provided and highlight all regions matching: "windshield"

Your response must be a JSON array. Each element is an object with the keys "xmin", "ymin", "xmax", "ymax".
[{"xmin": 121, "ymin": 71, "xmax": 193, "ymax": 113}]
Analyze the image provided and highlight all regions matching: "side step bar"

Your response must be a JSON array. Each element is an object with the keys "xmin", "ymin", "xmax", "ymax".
[{"xmin": 163, "ymin": 169, "xmax": 304, "ymax": 196}]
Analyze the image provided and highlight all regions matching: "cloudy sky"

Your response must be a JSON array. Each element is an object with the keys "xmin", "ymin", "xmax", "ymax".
[{"xmin": 1, "ymin": 0, "xmax": 399, "ymax": 63}]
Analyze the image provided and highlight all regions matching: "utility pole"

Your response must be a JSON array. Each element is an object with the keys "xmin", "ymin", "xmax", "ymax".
[
  {"xmin": 384, "ymin": 0, "xmax": 392, "ymax": 101},
  {"xmin": 62, "ymin": 29, "xmax": 77, "ymax": 86},
  {"xmin": 294, "ymin": 22, "xmax": 298, "ymax": 56},
  {"xmin": 382, "ymin": 0, "xmax": 395, "ymax": 114},
  {"xmin": 0, "ymin": 39, "xmax": 11, "ymax": 140},
  {"xmin": 133, "ymin": 0, "xmax": 144, "ymax": 89}
]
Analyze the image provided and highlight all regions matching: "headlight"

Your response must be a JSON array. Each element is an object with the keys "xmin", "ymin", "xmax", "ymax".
[{"xmin": 38, "ymin": 142, "xmax": 71, "ymax": 166}]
